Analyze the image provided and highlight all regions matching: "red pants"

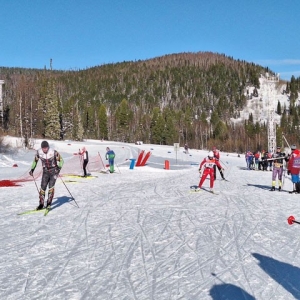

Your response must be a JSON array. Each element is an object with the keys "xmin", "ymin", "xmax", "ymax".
[{"xmin": 199, "ymin": 167, "xmax": 215, "ymax": 188}]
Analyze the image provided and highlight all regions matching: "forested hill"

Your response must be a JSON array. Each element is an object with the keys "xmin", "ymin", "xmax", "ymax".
[{"xmin": 1, "ymin": 51, "xmax": 300, "ymax": 152}]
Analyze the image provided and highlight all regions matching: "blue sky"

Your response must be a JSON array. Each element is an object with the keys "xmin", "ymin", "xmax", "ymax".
[{"xmin": 1, "ymin": 0, "xmax": 299, "ymax": 80}]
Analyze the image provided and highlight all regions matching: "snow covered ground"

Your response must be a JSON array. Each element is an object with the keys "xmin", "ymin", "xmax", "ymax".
[{"xmin": 1, "ymin": 137, "xmax": 300, "ymax": 300}]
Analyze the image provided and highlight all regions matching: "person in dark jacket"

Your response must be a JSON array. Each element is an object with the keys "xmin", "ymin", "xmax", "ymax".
[
  {"xmin": 262, "ymin": 151, "xmax": 269, "ymax": 171},
  {"xmin": 29, "ymin": 140, "xmax": 64, "ymax": 210},
  {"xmin": 212, "ymin": 147, "xmax": 225, "ymax": 179}
]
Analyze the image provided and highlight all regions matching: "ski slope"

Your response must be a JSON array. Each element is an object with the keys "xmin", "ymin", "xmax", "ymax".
[{"xmin": 0, "ymin": 138, "xmax": 299, "ymax": 299}]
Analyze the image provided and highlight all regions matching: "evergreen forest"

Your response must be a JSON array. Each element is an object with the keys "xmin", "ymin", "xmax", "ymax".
[{"xmin": 1, "ymin": 51, "xmax": 300, "ymax": 153}]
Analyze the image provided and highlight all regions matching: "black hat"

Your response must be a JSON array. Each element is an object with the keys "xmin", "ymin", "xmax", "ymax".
[{"xmin": 41, "ymin": 141, "xmax": 49, "ymax": 148}]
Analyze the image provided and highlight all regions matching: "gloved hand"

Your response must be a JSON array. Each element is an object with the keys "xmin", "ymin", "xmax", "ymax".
[
  {"xmin": 199, "ymin": 169, "xmax": 202, "ymax": 176},
  {"xmin": 55, "ymin": 167, "xmax": 61, "ymax": 175},
  {"xmin": 222, "ymin": 168, "xmax": 225, "ymax": 172},
  {"xmin": 287, "ymin": 170, "xmax": 291, "ymax": 175},
  {"xmin": 29, "ymin": 169, "xmax": 34, "ymax": 176}
]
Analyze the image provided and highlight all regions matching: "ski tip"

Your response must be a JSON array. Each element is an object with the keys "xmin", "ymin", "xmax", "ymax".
[
  {"xmin": 44, "ymin": 208, "xmax": 51, "ymax": 216},
  {"xmin": 190, "ymin": 185, "xmax": 201, "ymax": 192},
  {"xmin": 190, "ymin": 185, "xmax": 199, "ymax": 189}
]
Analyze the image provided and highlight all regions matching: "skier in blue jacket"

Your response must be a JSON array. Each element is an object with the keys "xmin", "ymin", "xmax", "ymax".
[{"xmin": 106, "ymin": 147, "xmax": 115, "ymax": 173}]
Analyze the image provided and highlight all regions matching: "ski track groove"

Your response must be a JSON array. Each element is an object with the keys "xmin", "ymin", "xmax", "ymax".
[
  {"xmin": 138, "ymin": 232, "xmax": 152, "ymax": 299},
  {"xmin": 231, "ymin": 213, "xmax": 255, "ymax": 297},
  {"xmin": 125, "ymin": 269, "xmax": 140, "ymax": 300},
  {"xmin": 21, "ymin": 271, "xmax": 30, "ymax": 295},
  {"xmin": 64, "ymin": 208, "xmax": 88, "ymax": 251},
  {"xmin": 209, "ymin": 193, "xmax": 231, "ymax": 274},
  {"xmin": 108, "ymin": 233, "xmax": 140, "ymax": 299},
  {"xmin": 137, "ymin": 210, "xmax": 157, "ymax": 262},
  {"xmin": 292, "ymin": 239, "xmax": 300, "ymax": 258}
]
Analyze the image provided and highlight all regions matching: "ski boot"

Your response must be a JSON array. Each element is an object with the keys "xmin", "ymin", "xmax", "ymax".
[
  {"xmin": 36, "ymin": 203, "xmax": 44, "ymax": 210},
  {"xmin": 270, "ymin": 186, "xmax": 275, "ymax": 191}
]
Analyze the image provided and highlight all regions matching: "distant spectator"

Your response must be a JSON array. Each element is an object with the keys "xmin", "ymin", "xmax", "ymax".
[{"xmin": 184, "ymin": 144, "xmax": 189, "ymax": 154}]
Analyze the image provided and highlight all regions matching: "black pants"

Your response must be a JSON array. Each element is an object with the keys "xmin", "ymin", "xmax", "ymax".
[
  {"xmin": 83, "ymin": 159, "xmax": 88, "ymax": 176},
  {"xmin": 40, "ymin": 169, "xmax": 57, "ymax": 206},
  {"xmin": 213, "ymin": 165, "xmax": 224, "ymax": 180}
]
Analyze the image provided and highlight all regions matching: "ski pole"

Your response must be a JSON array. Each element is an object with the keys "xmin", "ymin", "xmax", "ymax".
[
  {"xmin": 220, "ymin": 159, "xmax": 228, "ymax": 167},
  {"xmin": 287, "ymin": 215, "xmax": 300, "ymax": 225},
  {"xmin": 116, "ymin": 163, "xmax": 121, "ymax": 174},
  {"xmin": 282, "ymin": 134, "xmax": 291, "ymax": 148},
  {"xmin": 98, "ymin": 151, "xmax": 108, "ymax": 172},
  {"xmin": 31, "ymin": 174, "xmax": 40, "ymax": 194},
  {"xmin": 59, "ymin": 175, "xmax": 79, "ymax": 208}
]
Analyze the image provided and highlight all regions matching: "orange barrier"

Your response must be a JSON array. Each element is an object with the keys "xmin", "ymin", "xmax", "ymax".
[{"xmin": 164, "ymin": 160, "xmax": 170, "ymax": 170}]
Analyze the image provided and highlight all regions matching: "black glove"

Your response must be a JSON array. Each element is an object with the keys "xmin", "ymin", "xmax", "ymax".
[
  {"xmin": 29, "ymin": 169, "xmax": 34, "ymax": 176},
  {"xmin": 55, "ymin": 167, "xmax": 61, "ymax": 175},
  {"xmin": 287, "ymin": 170, "xmax": 291, "ymax": 175}
]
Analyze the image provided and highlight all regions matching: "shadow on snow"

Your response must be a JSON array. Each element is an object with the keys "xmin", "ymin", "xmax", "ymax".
[
  {"xmin": 210, "ymin": 283, "xmax": 255, "ymax": 300},
  {"xmin": 51, "ymin": 195, "xmax": 78, "ymax": 210},
  {"xmin": 253, "ymin": 252, "xmax": 300, "ymax": 298},
  {"xmin": 246, "ymin": 183, "xmax": 271, "ymax": 191}
]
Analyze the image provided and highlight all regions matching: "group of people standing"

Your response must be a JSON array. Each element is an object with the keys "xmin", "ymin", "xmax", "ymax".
[
  {"xmin": 245, "ymin": 150, "xmax": 273, "ymax": 171},
  {"xmin": 247, "ymin": 145, "xmax": 300, "ymax": 193},
  {"xmin": 29, "ymin": 141, "xmax": 115, "ymax": 210},
  {"xmin": 78, "ymin": 146, "xmax": 116, "ymax": 176}
]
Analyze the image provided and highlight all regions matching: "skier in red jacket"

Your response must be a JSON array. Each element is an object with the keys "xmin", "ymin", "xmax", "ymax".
[
  {"xmin": 198, "ymin": 151, "xmax": 224, "ymax": 192},
  {"xmin": 287, "ymin": 145, "xmax": 300, "ymax": 193}
]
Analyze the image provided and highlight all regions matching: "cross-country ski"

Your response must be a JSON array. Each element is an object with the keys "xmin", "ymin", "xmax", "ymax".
[{"xmin": 17, "ymin": 208, "xmax": 46, "ymax": 215}]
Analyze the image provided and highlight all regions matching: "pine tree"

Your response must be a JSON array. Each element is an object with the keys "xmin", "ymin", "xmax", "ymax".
[
  {"xmin": 98, "ymin": 104, "xmax": 108, "ymax": 140},
  {"xmin": 44, "ymin": 78, "xmax": 60, "ymax": 140},
  {"xmin": 115, "ymin": 99, "xmax": 132, "ymax": 142},
  {"xmin": 276, "ymin": 101, "xmax": 282, "ymax": 115},
  {"xmin": 164, "ymin": 111, "xmax": 177, "ymax": 145},
  {"xmin": 72, "ymin": 103, "xmax": 84, "ymax": 141},
  {"xmin": 214, "ymin": 121, "xmax": 228, "ymax": 141}
]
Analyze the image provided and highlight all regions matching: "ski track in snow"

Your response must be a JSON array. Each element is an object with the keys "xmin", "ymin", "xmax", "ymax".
[{"xmin": 1, "ymin": 142, "xmax": 300, "ymax": 299}]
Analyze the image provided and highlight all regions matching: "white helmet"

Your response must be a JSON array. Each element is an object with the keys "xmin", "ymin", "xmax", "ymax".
[{"xmin": 208, "ymin": 151, "xmax": 214, "ymax": 158}]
